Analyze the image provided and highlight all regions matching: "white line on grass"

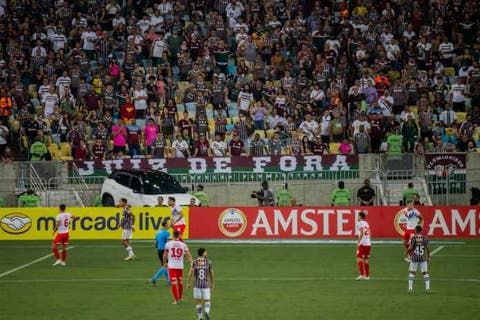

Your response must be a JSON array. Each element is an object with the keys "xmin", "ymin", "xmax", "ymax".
[
  {"xmin": 430, "ymin": 245, "xmax": 445, "ymax": 256},
  {"xmin": 0, "ymin": 246, "xmax": 75, "ymax": 279},
  {"xmin": 0, "ymin": 277, "xmax": 478, "ymax": 284}
]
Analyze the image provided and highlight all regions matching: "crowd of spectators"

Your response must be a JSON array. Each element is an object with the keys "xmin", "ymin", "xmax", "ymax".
[{"xmin": 0, "ymin": 0, "xmax": 480, "ymax": 162}]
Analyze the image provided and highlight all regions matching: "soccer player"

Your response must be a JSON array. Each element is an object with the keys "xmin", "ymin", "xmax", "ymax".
[
  {"xmin": 168, "ymin": 196, "xmax": 186, "ymax": 239},
  {"xmin": 52, "ymin": 204, "xmax": 79, "ymax": 266},
  {"xmin": 408, "ymin": 225, "xmax": 431, "ymax": 294},
  {"xmin": 163, "ymin": 230, "xmax": 193, "ymax": 304},
  {"xmin": 188, "ymin": 248, "xmax": 214, "ymax": 320},
  {"xmin": 151, "ymin": 217, "xmax": 171, "ymax": 286},
  {"xmin": 116, "ymin": 198, "xmax": 136, "ymax": 261},
  {"xmin": 355, "ymin": 212, "xmax": 371, "ymax": 280},
  {"xmin": 402, "ymin": 202, "xmax": 423, "ymax": 262}
]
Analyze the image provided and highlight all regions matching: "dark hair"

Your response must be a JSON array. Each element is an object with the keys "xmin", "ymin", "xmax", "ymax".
[
  {"xmin": 358, "ymin": 212, "xmax": 366, "ymax": 219},
  {"xmin": 161, "ymin": 217, "xmax": 170, "ymax": 228},
  {"xmin": 168, "ymin": 196, "xmax": 176, "ymax": 202},
  {"xmin": 173, "ymin": 229, "xmax": 180, "ymax": 238},
  {"xmin": 198, "ymin": 247, "xmax": 206, "ymax": 256},
  {"xmin": 408, "ymin": 182, "xmax": 414, "ymax": 188},
  {"xmin": 415, "ymin": 225, "xmax": 422, "ymax": 233},
  {"xmin": 338, "ymin": 181, "xmax": 345, "ymax": 189},
  {"xmin": 120, "ymin": 198, "xmax": 127, "ymax": 203},
  {"xmin": 59, "ymin": 204, "xmax": 66, "ymax": 211}
]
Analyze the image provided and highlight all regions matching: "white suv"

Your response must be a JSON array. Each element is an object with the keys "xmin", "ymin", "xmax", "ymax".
[{"xmin": 100, "ymin": 170, "xmax": 198, "ymax": 207}]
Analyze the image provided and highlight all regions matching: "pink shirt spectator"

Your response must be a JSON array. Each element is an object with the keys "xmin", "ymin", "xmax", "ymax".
[
  {"xmin": 339, "ymin": 141, "xmax": 352, "ymax": 155},
  {"xmin": 112, "ymin": 124, "xmax": 127, "ymax": 147},
  {"xmin": 144, "ymin": 123, "xmax": 159, "ymax": 147}
]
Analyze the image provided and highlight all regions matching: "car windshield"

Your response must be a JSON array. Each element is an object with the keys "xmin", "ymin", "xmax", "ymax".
[{"xmin": 142, "ymin": 175, "xmax": 186, "ymax": 195}]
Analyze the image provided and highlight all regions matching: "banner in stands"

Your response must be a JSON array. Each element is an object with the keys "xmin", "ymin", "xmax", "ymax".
[
  {"xmin": 0, "ymin": 207, "xmax": 189, "ymax": 240},
  {"xmin": 189, "ymin": 206, "xmax": 480, "ymax": 239},
  {"xmin": 424, "ymin": 153, "xmax": 467, "ymax": 194},
  {"xmin": 73, "ymin": 155, "xmax": 359, "ymax": 181}
]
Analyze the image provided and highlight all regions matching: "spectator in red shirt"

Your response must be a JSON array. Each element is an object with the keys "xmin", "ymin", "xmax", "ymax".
[
  {"xmin": 74, "ymin": 140, "xmax": 90, "ymax": 160},
  {"xmin": 120, "ymin": 96, "xmax": 136, "ymax": 123},
  {"xmin": 194, "ymin": 134, "xmax": 212, "ymax": 157},
  {"xmin": 228, "ymin": 133, "xmax": 245, "ymax": 156}
]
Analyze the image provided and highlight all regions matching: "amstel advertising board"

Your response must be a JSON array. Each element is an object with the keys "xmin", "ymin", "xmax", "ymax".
[
  {"xmin": 190, "ymin": 206, "xmax": 480, "ymax": 239},
  {"xmin": 0, "ymin": 207, "xmax": 189, "ymax": 240}
]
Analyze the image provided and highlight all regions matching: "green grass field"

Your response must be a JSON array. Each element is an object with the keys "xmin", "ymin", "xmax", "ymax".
[{"xmin": 0, "ymin": 240, "xmax": 479, "ymax": 320}]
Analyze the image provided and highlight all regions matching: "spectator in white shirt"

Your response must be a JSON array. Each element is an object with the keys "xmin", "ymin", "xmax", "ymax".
[
  {"xmin": 439, "ymin": 105, "xmax": 457, "ymax": 128},
  {"xmin": 449, "ymin": 77, "xmax": 467, "ymax": 112},
  {"xmin": 298, "ymin": 113, "xmax": 319, "ymax": 141}
]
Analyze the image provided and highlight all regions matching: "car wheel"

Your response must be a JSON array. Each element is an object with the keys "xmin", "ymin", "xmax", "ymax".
[{"xmin": 102, "ymin": 194, "xmax": 115, "ymax": 207}]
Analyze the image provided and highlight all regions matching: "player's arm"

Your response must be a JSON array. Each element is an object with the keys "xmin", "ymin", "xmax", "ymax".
[
  {"xmin": 186, "ymin": 249, "xmax": 193, "ymax": 263},
  {"xmin": 187, "ymin": 262, "xmax": 194, "ymax": 288},
  {"xmin": 357, "ymin": 227, "xmax": 364, "ymax": 246},
  {"xmin": 173, "ymin": 207, "xmax": 183, "ymax": 225},
  {"xmin": 162, "ymin": 248, "xmax": 168, "ymax": 262},
  {"xmin": 52, "ymin": 219, "xmax": 60, "ymax": 235},
  {"xmin": 417, "ymin": 211, "xmax": 423, "ymax": 225},
  {"xmin": 209, "ymin": 266, "xmax": 214, "ymax": 289}
]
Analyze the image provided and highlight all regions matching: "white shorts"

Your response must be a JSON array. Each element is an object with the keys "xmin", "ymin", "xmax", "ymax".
[
  {"xmin": 122, "ymin": 229, "xmax": 133, "ymax": 240},
  {"xmin": 409, "ymin": 261, "xmax": 428, "ymax": 273},
  {"xmin": 193, "ymin": 288, "xmax": 211, "ymax": 300}
]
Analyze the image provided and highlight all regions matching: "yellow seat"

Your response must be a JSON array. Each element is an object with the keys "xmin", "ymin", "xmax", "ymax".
[
  {"xmin": 329, "ymin": 143, "xmax": 340, "ymax": 154},
  {"xmin": 456, "ymin": 112, "xmax": 467, "ymax": 122},
  {"xmin": 445, "ymin": 127, "xmax": 457, "ymax": 136},
  {"xmin": 388, "ymin": 70, "xmax": 400, "ymax": 81},
  {"xmin": 59, "ymin": 142, "xmax": 72, "ymax": 157},
  {"xmin": 266, "ymin": 129, "xmax": 276, "ymax": 139},
  {"xmin": 60, "ymin": 156, "xmax": 74, "ymax": 161},
  {"xmin": 443, "ymin": 67, "xmax": 455, "ymax": 76},
  {"xmin": 410, "ymin": 106, "xmax": 418, "ymax": 115}
]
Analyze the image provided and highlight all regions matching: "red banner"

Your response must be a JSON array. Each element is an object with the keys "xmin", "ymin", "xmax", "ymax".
[{"xmin": 190, "ymin": 206, "xmax": 480, "ymax": 239}]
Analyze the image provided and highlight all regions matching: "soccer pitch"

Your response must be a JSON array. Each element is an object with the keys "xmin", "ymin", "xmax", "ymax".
[{"xmin": 0, "ymin": 240, "xmax": 479, "ymax": 320}]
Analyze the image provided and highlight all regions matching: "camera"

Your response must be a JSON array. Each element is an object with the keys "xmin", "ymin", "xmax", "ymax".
[{"xmin": 251, "ymin": 191, "xmax": 259, "ymax": 199}]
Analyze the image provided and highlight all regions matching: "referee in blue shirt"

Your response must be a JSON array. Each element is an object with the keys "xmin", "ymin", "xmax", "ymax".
[{"xmin": 151, "ymin": 217, "xmax": 171, "ymax": 285}]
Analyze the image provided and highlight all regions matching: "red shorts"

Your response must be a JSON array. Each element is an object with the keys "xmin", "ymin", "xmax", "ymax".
[
  {"xmin": 54, "ymin": 233, "xmax": 69, "ymax": 245},
  {"xmin": 168, "ymin": 269, "xmax": 184, "ymax": 282},
  {"xmin": 173, "ymin": 224, "xmax": 186, "ymax": 237},
  {"xmin": 403, "ymin": 229, "xmax": 415, "ymax": 241},
  {"xmin": 356, "ymin": 245, "xmax": 371, "ymax": 258}
]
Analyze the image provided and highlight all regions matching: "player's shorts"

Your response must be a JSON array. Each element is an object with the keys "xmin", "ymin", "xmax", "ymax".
[
  {"xmin": 54, "ymin": 233, "xmax": 69, "ymax": 245},
  {"xmin": 122, "ymin": 229, "xmax": 133, "ymax": 240},
  {"xmin": 168, "ymin": 268, "xmax": 183, "ymax": 282},
  {"xmin": 403, "ymin": 229, "xmax": 415, "ymax": 241},
  {"xmin": 173, "ymin": 224, "xmax": 186, "ymax": 237},
  {"xmin": 157, "ymin": 249, "xmax": 165, "ymax": 264},
  {"xmin": 356, "ymin": 245, "xmax": 371, "ymax": 258},
  {"xmin": 409, "ymin": 261, "xmax": 428, "ymax": 273},
  {"xmin": 193, "ymin": 288, "xmax": 211, "ymax": 300}
]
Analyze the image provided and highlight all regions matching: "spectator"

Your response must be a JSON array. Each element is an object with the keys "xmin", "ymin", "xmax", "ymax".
[
  {"xmin": 172, "ymin": 134, "xmax": 190, "ymax": 158},
  {"xmin": 253, "ymin": 180, "xmax": 275, "ymax": 207},
  {"xmin": 0, "ymin": 118, "xmax": 9, "ymax": 156},
  {"xmin": 249, "ymin": 132, "xmax": 267, "ymax": 157},
  {"xmin": 357, "ymin": 179, "xmax": 376, "ymax": 206},
  {"xmin": 402, "ymin": 183, "xmax": 419, "ymax": 206},
  {"xmin": 331, "ymin": 181, "xmax": 351, "ymax": 206},
  {"xmin": 29, "ymin": 136, "xmax": 48, "ymax": 161},
  {"xmin": 354, "ymin": 125, "xmax": 371, "ymax": 154},
  {"xmin": 18, "ymin": 189, "xmax": 40, "ymax": 207},
  {"xmin": 193, "ymin": 185, "xmax": 209, "ymax": 207}
]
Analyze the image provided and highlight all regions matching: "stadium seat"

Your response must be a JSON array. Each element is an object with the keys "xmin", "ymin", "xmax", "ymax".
[
  {"xmin": 142, "ymin": 59, "xmax": 152, "ymax": 68},
  {"xmin": 59, "ymin": 142, "xmax": 72, "ymax": 157},
  {"xmin": 329, "ymin": 143, "xmax": 340, "ymax": 154},
  {"xmin": 443, "ymin": 67, "xmax": 455, "ymax": 77},
  {"xmin": 445, "ymin": 127, "xmax": 457, "ymax": 136},
  {"xmin": 456, "ymin": 112, "xmax": 467, "ymax": 122},
  {"xmin": 30, "ymin": 98, "xmax": 40, "ymax": 107},
  {"xmin": 48, "ymin": 143, "xmax": 62, "ymax": 160},
  {"xmin": 266, "ymin": 129, "xmax": 276, "ymax": 139}
]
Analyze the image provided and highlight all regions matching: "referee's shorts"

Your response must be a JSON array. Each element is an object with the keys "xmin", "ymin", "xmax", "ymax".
[{"xmin": 157, "ymin": 249, "xmax": 165, "ymax": 265}]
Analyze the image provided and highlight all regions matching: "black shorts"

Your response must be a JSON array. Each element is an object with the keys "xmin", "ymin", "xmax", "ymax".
[
  {"xmin": 113, "ymin": 146, "xmax": 126, "ymax": 154},
  {"xmin": 157, "ymin": 249, "xmax": 165, "ymax": 265}
]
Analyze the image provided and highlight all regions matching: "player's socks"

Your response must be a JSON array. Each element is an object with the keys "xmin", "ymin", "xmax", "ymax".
[
  {"xmin": 196, "ymin": 304, "xmax": 203, "ymax": 319},
  {"xmin": 408, "ymin": 274, "xmax": 415, "ymax": 291},
  {"xmin": 62, "ymin": 249, "xmax": 67, "ymax": 262},
  {"xmin": 152, "ymin": 267, "xmax": 163, "ymax": 282},
  {"xmin": 126, "ymin": 246, "xmax": 134, "ymax": 256},
  {"xmin": 364, "ymin": 263, "xmax": 370, "ymax": 278},
  {"xmin": 171, "ymin": 283, "xmax": 179, "ymax": 301},
  {"xmin": 179, "ymin": 283, "xmax": 183, "ymax": 299},
  {"xmin": 357, "ymin": 261, "xmax": 365, "ymax": 276},
  {"xmin": 423, "ymin": 274, "xmax": 430, "ymax": 291},
  {"xmin": 204, "ymin": 301, "xmax": 211, "ymax": 315},
  {"xmin": 53, "ymin": 247, "xmax": 60, "ymax": 260}
]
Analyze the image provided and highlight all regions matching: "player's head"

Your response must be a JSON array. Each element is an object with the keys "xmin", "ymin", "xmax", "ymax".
[
  {"xmin": 415, "ymin": 225, "xmax": 423, "ymax": 234},
  {"xmin": 59, "ymin": 204, "xmax": 66, "ymax": 212},
  {"xmin": 168, "ymin": 196, "xmax": 176, "ymax": 206},
  {"xmin": 338, "ymin": 181, "xmax": 345, "ymax": 189},
  {"xmin": 358, "ymin": 211, "xmax": 366, "ymax": 221},
  {"xmin": 407, "ymin": 201, "xmax": 414, "ymax": 209},
  {"xmin": 161, "ymin": 217, "xmax": 170, "ymax": 228},
  {"xmin": 118, "ymin": 198, "xmax": 128, "ymax": 207},
  {"xmin": 198, "ymin": 248, "xmax": 207, "ymax": 257},
  {"xmin": 157, "ymin": 196, "xmax": 164, "ymax": 205},
  {"xmin": 173, "ymin": 229, "xmax": 180, "ymax": 239}
]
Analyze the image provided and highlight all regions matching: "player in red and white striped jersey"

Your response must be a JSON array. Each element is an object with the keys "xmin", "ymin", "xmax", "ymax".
[
  {"xmin": 188, "ymin": 248, "xmax": 214, "ymax": 320},
  {"xmin": 163, "ymin": 230, "xmax": 193, "ymax": 304},
  {"xmin": 52, "ymin": 204, "xmax": 79, "ymax": 266},
  {"xmin": 355, "ymin": 212, "xmax": 371, "ymax": 280}
]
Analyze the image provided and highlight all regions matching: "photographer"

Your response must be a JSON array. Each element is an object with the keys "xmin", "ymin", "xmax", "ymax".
[
  {"xmin": 252, "ymin": 181, "xmax": 275, "ymax": 207},
  {"xmin": 17, "ymin": 189, "xmax": 40, "ymax": 207}
]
